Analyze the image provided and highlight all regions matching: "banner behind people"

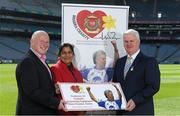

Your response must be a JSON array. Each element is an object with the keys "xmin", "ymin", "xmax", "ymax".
[{"xmin": 62, "ymin": 3, "xmax": 129, "ymax": 82}]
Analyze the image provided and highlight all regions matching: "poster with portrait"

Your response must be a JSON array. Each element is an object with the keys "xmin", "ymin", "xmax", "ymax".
[
  {"xmin": 59, "ymin": 82, "xmax": 127, "ymax": 111},
  {"xmin": 62, "ymin": 3, "xmax": 129, "ymax": 83}
]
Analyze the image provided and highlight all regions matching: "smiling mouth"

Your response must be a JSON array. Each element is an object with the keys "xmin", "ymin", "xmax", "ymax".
[{"xmin": 40, "ymin": 46, "xmax": 47, "ymax": 51}]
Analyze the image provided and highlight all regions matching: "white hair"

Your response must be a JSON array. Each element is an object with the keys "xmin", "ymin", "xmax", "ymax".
[
  {"xmin": 31, "ymin": 30, "xmax": 48, "ymax": 41},
  {"xmin": 123, "ymin": 29, "xmax": 140, "ymax": 41},
  {"xmin": 93, "ymin": 50, "xmax": 106, "ymax": 64}
]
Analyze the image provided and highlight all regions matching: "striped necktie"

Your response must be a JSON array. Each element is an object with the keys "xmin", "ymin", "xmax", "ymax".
[{"xmin": 124, "ymin": 56, "xmax": 132, "ymax": 79}]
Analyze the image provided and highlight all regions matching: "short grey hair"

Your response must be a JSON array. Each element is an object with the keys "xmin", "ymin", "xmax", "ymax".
[
  {"xmin": 93, "ymin": 50, "xmax": 106, "ymax": 64},
  {"xmin": 123, "ymin": 29, "xmax": 140, "ymax": 41}
]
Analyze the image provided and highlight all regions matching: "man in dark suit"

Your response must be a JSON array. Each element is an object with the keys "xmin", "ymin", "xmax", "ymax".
[
  {"xmin": 113, "ymin": 29, "xmax": 160, "ymax": 115},
  {"xmin": 15, "ymin": 30, "xmax": 65, "ymax": 115}
]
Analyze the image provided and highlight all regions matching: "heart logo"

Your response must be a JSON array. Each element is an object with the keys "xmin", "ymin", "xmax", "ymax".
[
  {"xmin": 76, "ymin": 10, "xmax": 106, "ymax": 38},
  {"xmin": 70, "ymin": 85, "xmax": 80, "ymax": 93}
]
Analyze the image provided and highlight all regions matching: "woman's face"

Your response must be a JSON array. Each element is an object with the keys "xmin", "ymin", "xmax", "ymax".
[
  {"xmin": 60, "ymin": 47, "xmax": 74, "ymax": 65},
  {"xmin": 96, "ymin": 54, "xmax": 106, "ymax": 69}
]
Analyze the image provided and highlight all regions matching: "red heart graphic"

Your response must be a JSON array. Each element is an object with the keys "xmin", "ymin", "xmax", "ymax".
[
  {"xmin": 76, "ymin": 10, "xmax": 106, "ymax": 38},
  {"xmin": 71, "ymin": 85, "xmax": 80, "ymax": 93}
]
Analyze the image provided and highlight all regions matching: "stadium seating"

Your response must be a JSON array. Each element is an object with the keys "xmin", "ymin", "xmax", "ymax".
[
  {"xmin": 0, "ymin": 35, "xmax": 60, "ymax": 62},
  {"xmin": 128, "ymin": 0, "xmax": 180, "ymax": 21},
  {"xmin": 0, "ymin": 22, "xmax": 60, "ymax": 34},
  {"xmin": 0, "ymin": 0, "xmax": 59, "ymax": 16},
  {"xmin": 141, "ymin": 44, "xmax": 180, "ymax": 63},
  {"xmin": 140, "ymin": 44, "xmax": 157, "ymax": 57},
  {"xmin": 0, "ymin": 0, "xmax": 179, "ymax": 64}
]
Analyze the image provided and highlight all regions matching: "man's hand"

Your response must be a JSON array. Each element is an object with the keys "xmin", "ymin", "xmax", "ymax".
[{"xmin": 125, "ymin": 99, "xmax": 136, "ymax": 111}]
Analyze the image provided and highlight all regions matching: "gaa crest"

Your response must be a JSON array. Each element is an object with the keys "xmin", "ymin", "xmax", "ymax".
[{"xmin": 84, "ymin": 14, "xmax": 101, "ymax": 34}]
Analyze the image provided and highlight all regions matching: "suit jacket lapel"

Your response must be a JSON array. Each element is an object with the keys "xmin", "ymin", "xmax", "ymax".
[
  {"xmin": 121, "ymin": 56, "xmax": 127, "ymax": 80},
  {"xmin": 28, "ymin": 50, "xmax": 52, "ymax": 81},
  {"xmin": 28, "ymin": 50, "xmax": 42, "ymax": 64}
]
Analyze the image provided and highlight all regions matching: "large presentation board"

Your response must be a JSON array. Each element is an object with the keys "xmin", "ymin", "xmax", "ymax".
[{"xmin": 59, "ymin": 82, "xmax": 127, "ymax": 111}]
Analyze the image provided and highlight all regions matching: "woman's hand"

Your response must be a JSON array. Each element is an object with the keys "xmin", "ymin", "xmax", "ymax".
[{"xmin": 55, "ymin": 82, "xmax": 60, "ymax": 94}]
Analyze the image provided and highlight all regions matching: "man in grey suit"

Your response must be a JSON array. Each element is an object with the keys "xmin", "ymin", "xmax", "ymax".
[
  {"xmin": 16, "ymin": 30, "xmax": 65, "ymax": 115},
  {"xmin": 113, "ymin": 29, "xmax": 160, "ymax": 115}
]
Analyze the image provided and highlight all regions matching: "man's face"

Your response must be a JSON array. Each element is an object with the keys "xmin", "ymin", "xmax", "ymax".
[
  {"xmin": 123, "ymin": 34, "xmax": 140, "ymax": 56},
  {"xmin": 106, "ymin": 91, "xmax": 114, "ymax": 101},
  {"xmin": 60, "ymin": 47, "xmax": 74, "ymax": 65},
  {"xmin": 31, "ymin": 34, "xmax": 49, "ymax": 55},
  {"xmin": 96, "ymin": 54, "xmax": 106, "ymax": 69}
]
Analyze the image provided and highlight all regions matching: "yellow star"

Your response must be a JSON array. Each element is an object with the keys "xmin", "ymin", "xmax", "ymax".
[{"xmin": 102, "ymin": 15, "xmax": 116, "ymax": 30}]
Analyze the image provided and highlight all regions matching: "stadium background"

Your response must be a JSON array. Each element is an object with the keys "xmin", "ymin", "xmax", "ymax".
[{"xmin": 0, "ymin": 0, "xmax": 180, "ymax": 115}]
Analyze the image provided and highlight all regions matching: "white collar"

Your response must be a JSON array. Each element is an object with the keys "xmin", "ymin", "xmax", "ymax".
[
  {"xmin": 30, "ymin": 48, "xmax": 41, "ymax": 58},
  {"xmin": 127, "ymin": 49, "xmax": 140, "ymax": 61}
]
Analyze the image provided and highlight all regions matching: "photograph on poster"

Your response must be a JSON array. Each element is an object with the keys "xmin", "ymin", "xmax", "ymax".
[
  {"xmin": 80, "ymin": 50, "xmax": 114, "ymax": 83},
  {"xmin": 59, "ymin": 83, "xmax": 127, "ymax": 111}
]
